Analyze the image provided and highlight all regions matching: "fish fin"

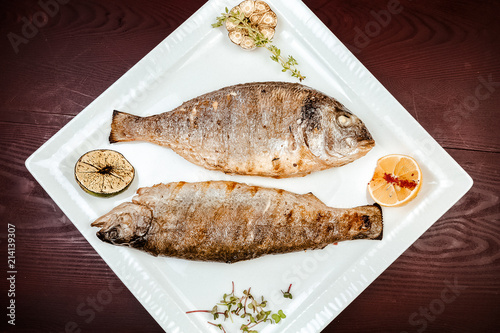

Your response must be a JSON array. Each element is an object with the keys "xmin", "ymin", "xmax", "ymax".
[
  {"xmin": 109, "ymin": 110, "xmax": 142, "ymax": 143},
  {"xmin": 303, "ymin": 192, "xmax": 325, "ymax": 205},
  {"xmin": 90, "ymin": 220, "xmax": 106, "ymax": 228}
]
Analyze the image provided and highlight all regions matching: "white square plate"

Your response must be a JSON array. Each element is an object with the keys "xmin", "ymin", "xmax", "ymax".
[{"xmin": 26, "ymin": 0, "xmax": 473, "ymax": 332}]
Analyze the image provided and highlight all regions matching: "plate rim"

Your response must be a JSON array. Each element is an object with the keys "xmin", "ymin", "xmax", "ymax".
[{"xmin": 25, "ymin": 0, "xmax": 473, "ymax": 332}]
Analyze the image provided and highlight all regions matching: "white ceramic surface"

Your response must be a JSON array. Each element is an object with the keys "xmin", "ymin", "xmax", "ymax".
[{"xmin": 26, "ymin": 0, "xmax": 473, "ymax": 332}]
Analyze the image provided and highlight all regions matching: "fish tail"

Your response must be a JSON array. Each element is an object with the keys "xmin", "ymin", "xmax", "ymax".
[
  {"xmin": 109, "ymin": 110, "xmax": 142, "ymax": 143},
  {"xmin": 372, "ymin": 203, "xmax": 383, "ymax": 240}
]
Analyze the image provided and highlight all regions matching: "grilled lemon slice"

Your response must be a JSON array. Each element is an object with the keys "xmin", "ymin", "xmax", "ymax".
[
  {"xmin": 74, "ymin": 149, "xmax": 135, "ymax": 197},
  {"xmin": 368, "ymin": 154, "xmax": 422, "ymax": 207}
]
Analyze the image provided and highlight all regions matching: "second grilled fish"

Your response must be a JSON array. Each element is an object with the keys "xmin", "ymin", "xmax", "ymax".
[
  {"xmin": 110, "ymin": 82, "xmax": 374, "ymax": 178},
  {"xmin": 91, "ymin": 181, "xmax": 383, "ymax": 263}
]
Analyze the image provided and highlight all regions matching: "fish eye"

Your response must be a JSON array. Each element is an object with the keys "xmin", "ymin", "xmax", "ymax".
[
  {"xmin": 108, "ymin": 227, "xmax": 119, "ymax": 240},
  {"xmin": 337, "ymin": 115, "xmax": 351, "ymax": 126}
]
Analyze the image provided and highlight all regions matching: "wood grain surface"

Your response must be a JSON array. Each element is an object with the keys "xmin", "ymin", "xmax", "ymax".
[{"xmin": 1, "ymin": 0, "xmax": 499, "ymax": 332}]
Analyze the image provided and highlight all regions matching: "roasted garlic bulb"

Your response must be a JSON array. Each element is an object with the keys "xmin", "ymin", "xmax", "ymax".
[{"xmin": 225, "ymin": 0, "xmax": 278, "ymax": 50}]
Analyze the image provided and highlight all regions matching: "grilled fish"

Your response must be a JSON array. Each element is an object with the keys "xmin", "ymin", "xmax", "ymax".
[
  {"xmin": 110, "ymin": 82, "xmax": 374, "ymax": 178},
  {"xmin": 91, "ymin": 181, "xmax": 383, "ymax": 263}
]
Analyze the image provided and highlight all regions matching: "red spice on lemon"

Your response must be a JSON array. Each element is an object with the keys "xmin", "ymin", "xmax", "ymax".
[{"xmin": 382, "ymin": 173, "xmax": 418, "ymax": 190}]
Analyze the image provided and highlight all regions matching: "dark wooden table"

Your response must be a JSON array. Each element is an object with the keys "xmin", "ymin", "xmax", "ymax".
[{"xmin": 1, "ymin": 0, "xmax": 499, "ymax": 332}]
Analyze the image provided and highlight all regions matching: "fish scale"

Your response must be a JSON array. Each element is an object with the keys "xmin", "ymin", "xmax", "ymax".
[
  {"xmin": 91, "ymin": 181, "xmax": 383, "ymax": 263},
  {"xmin": 109, "ymin": 81, "xmax": 375, "ymax": 178}
]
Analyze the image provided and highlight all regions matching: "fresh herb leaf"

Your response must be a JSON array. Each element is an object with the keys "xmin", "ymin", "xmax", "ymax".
[
  {"xmin": 212, "ymin": 6, "xmax": 305, "ymax": 81},
  {"xmin": 187, "ymin": 282, "xmax": 293, "ymax": 332},
  {"xmin": 281, "ymin": 283, "xmax": 293, "ymax": 299},
  {"xmin": 208, "ymin": 321, "xmax": 227, "ymax": 332}
]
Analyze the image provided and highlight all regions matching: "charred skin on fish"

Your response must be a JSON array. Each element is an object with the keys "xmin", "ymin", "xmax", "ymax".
[
  {"xmin": 91, "ymin": 181, "xmax": 383, "ymax": 263},
  {"xmin": 109, "ymin": 82, "xmax": 375, "ymax": 178}
]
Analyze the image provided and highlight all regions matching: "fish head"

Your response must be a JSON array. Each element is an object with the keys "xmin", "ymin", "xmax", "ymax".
[
  {"xmin": 323, "ymin": 104, "xmax": 375, "ymax": 161},
  {"xmin": 91, "ymin": 202, "xmax": 152, "ymax": 247}
]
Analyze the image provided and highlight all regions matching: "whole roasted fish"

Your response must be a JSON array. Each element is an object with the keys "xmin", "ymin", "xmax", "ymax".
[
  {"xmin": 110, "ymin": 82, "xmax": 374, "ymax": 178},
  {"xmin": 91, "ymin": 181, "xmax": 383, "ymax": 263}
]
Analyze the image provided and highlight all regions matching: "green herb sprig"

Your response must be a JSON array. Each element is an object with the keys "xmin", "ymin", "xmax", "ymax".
[
  {"xmin": 187, "ymin": 282, "xmax": 293, "ymax": 333},
  {"xmin": 281, "ymin": 283, "xmax": 293, "ymax": 299},
  {"xmin": 213, "ymin": 7, "xmax": 306, "ymax": 81}
]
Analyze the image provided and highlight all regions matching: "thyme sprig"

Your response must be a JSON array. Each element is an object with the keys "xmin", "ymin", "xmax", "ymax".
[
  {"xmin": 187, "ymin": 282, "xmax": 292, "ymax": 333},
  {"xmin": 213, "ymin": 7, "xmax": 306, "ymax": 81}
]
